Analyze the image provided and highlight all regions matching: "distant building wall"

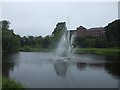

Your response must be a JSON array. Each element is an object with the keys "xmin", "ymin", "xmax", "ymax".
[
  {"xmin": 76, "ymin": 26, "xmax": 87, "ymax": 37},
  {"xmin": 72, "ymin": 26, "xmax": 105, "ymax": 38},
  {"xmin": 87, "ymin": 27, "xmax": 105, "ymax": 37}
]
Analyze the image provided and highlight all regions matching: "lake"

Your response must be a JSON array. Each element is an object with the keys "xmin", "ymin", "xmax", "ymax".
[{"xmin": 2, "ymin": 52, "xmax": 120, "ymax": 88}]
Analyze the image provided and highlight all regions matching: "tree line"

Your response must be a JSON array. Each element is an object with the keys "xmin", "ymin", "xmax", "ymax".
[
  {"xmin": 2, "ymin": 20, "xmax": 20, "ymax": 52},
  {"xmin": 1, "ymin": 20, "xmax": 66, "ymax": 52},
  {"xmin": 1, "ymin": 19, "xmax": 120, "ymax": 52},
  {"xmin": 74, "ymin": 19, "xmax": 120, "ymax": 48}
]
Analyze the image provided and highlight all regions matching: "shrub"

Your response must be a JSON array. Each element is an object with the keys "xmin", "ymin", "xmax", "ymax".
[
  {"xmin": 23, "ymin": 46, "xmax": 31, "ymax": 52},
  {"xmin": 2, "ymin": 77, "xmax": 25, "ymax": 89}
]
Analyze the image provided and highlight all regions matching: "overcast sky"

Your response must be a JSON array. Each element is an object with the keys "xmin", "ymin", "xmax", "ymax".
[{"xmin": 1, "ymin": 2, "xmax": 118, "ymax": 37}]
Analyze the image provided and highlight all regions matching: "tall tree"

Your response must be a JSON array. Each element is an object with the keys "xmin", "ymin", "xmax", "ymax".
[
  {"xmin": 2, "ymin": 20, "xmax": 20, "ymax": 52},
  {"xmin": 52, "ymin": 22, "xmax": 66, "ymax": 47},
  {"xmin": 41, "ymin": 35, "xmax": 51, "ymax": 48},
  {"xmin": 105, "ymin": 19, "xmax": 120, "ymax": 47}
]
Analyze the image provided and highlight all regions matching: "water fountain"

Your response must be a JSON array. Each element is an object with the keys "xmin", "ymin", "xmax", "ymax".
[
  {"xmin": 55, "ymin": 26, "xmax": 76, "ymax": 60},
  {"xmin": 54, "ymin": 28, "xmax": 76, "ymax": 77}
]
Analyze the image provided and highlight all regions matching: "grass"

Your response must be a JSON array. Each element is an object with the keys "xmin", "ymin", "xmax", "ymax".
[
  {"xmin": 2, "ymin": 77, "xmax": 25, "ymax": 89},
  {"xmin": 30, "ymin": 47, "xmax": 53, "ymax": 52},
  {"xmin": 20, "ymin": 47, "xmax": 53, "ymax": 52},
  {"xmin": 74, "ymin": 48, "xmax": 119, "ymax": 57},
  {"xmin": 20, "ymin": 46, "xmax": 119, "ymax": 57}
]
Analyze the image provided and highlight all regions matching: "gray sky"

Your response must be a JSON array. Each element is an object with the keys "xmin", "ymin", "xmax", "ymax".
[{"xmin": 1, "ymin": 2, "xmax": 118, "ymax": 37}]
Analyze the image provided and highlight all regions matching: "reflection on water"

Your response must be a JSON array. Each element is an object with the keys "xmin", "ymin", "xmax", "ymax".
[
  {"xmin": 2, "ymin": 53, "xmax": 19, "ymax": 77},
  {"xmin": 2, "ymin": 52, "xmax": 119, "ymax": 88},
  {"xmin": 76, "ymin": 62, "xmax": 120, "ymax": 79},
  {"xmin": 105, "ymin": 63, "xmax": 120, "ymax": 79},
  {"xmin": 76, "ymin": 62, "xmax": 105, "ymax": 71},
  {"xmin": 54, "ymin": 60, "xmax": 69, "ymax": 76}
]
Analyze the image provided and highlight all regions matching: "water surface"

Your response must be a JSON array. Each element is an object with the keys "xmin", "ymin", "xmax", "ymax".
[{"xmin": 2, "ymin": 52, "xmax": 119, "ymax": 88}]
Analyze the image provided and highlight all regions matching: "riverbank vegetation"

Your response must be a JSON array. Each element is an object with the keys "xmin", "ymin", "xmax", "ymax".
[
  {"xmin": 74, "ymin": 20, "xmax": 120, "ymax": 56},
  {"xmin": 19, "ymin": 46, "xmax": 53, "ymax": 52},
  {"xmin": 2, "ymin": 20, "xmax": 20, "ymax": 52},
  {"xmin": 74, "ymin": 20, "xmax": 120, "ymax": 48},
  {"xmin": 1, "ymin": 20, "xmax": 65, "ymax": 52},
  {"xmin": 2, "ymin": 77, "xmax": 24, "ymax": 89},
  {"xmin": 1, "ymin": 20, "xmax": 120, "ymax": 56},
  {"xmin": 74, "ymin": 48, "xmax": 119, "ymax": 57}
]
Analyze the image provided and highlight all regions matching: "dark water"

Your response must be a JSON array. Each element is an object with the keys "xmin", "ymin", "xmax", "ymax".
[{"xmin": 2, "ymin": 52, "xmax": 120, "ymax": 88}]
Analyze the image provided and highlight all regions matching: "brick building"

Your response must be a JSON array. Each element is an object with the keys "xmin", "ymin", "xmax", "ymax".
[
  {"xmin": 70, "ymin": 26, "xmax": 105, "ymax": 38},
  {"xmin": 86, "ymin": 27, "xmax": 105, "ymax": 37},
  {"xmin": 76, "ymin": 26, "xmax": 87, "ymax": 37}
]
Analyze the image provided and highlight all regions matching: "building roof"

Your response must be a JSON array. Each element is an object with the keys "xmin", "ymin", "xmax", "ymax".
[
  {"xmin": 88, "ymin": 27, "xmax": 105, "ymax": 31},
  {"xmin": 77, "ymin": 26, "xmax": 87, "ymax": 30}
]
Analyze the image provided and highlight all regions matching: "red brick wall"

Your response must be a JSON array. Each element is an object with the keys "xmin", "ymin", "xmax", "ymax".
[
  {"xmin": 76, "ymin": 26, "xmax": 87, "ymax": 37},
  {"xmin": 76, "ymin": 26, "xmax": 105, "ymax": 37}
]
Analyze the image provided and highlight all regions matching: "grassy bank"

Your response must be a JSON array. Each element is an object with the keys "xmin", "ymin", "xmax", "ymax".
[
  {"xmin": 74, "ymin": 48, "xmax": 119, "ymax": 57},
  {"xmin": 20, "ymin": 46, "xmax": 53, "ymax": 52},
  {"xmin": 2, "ymin": 77, "xmax": 25, "ymax": 89}
]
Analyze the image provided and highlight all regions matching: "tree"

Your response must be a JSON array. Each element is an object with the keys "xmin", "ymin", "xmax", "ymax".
[
  {"xmin": 2, "ymin": 20, "xmax": 10, "ymax": 30},
  {"xmin": 105, "ymin": 19, "xmax": 120, "ymax": 47},
  {"xmin": 52, "ymin": 22, "xmax": 66, "ymax": 47},
  {"xmin": 2, "ymin": 20, "xmax": 20, "ymax": 52},
  {"xmin": 34, "ymin": 36, "xmax": 42, "ymax": 48},
  {"xmin": 95, "ymin": 37, "xmax": 107, "ymax": 48},
  {"xmin": 20, "ymin": 36, "xmax": 29, "ymax": 47},
  {"xmin": 28, "ymin": 36, "xmax": 36, "ymax": 47},
  {"xmin": 52, "ymin": 22, "xmax": 66, "ymax": 40},
  {"xmin": 41, "ymin": 35, "xmax": 51, "ymax": 48}
]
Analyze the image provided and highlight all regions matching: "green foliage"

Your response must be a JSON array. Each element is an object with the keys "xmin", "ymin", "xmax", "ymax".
[
  {"xmin": 75, "ymin": 48, "xmax": 119, "ymax": 57},
  {"xmin": 95, "ymin": 37, "xmax": 107, "ymax": 48},
  {"xmin": 2, "ymin": 77, "xmax": 24, "ymax": 89},
  {"xmin": 52, "ymin": 22, "xmax": 66, "ymax": 46},
  {"xmin": 20, "ymin": 22, "xmax": 67, "ymax": 49},
  {"xmin": 84, "ymin": 38, "xmax": 96, "ymax": 48},
  {"xmin": 2, "ymin": 20, "xmax": 10, "ymax": 30},
  {"xmin": 28, "ymin": 36, "xmax": 35, "ymax": 47},
  {"xmin": 75, "ymin": 37, "xmax": 108, "ymax": 48},
  {"xmin": 20, "ymin": 35, "xmax": 52, "ymax": 49},
  {"xmin": 34, "ymin": 36, "xmax": 42, "ymax": 48},
  {"xmin": 2, "ymin": 19, "xmax": 119, "ymax": 52},
  {"xmin": 2, "ymin": 21, "xmax": 67, "ymax": 51},
  {"xmin": 41, "ymin": 35, "xmax": 52, "ymax": 48},
  {"xmin": 75, "ymin": 19, "xmax": 120, "ymax": 48},
  {"xmin": 105, "ymin": 19, "xmax": 120, "ymax": 47},
  {"xmin": 23, "ymin": 46, "xmax": 31, "ymax": 52},
  {"xmin": 2, "ymin": 20, "xmax": 20, "ymax": 52},
  {"xmin": 52, "ymin": 22, "xmax": 66, "ymax": 37},
  {"xmin": 75, "ymin": 37, "xmax": 97, "ymax": 48}
]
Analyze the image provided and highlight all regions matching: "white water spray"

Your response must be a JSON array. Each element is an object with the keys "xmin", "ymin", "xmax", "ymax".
[{"xmin": 55, "ymin": 28, "xmax": 76, "ymax": 59}]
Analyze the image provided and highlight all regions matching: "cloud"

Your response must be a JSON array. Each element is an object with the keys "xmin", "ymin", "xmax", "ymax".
[{"xmin": 2, "ymin": 2, "xmax": 118, "ymax": 36}]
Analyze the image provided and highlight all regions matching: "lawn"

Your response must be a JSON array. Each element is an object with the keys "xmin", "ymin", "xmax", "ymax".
[{"xmin": 74, "ymin": 48, "xmax": 119, "ymax": 57}]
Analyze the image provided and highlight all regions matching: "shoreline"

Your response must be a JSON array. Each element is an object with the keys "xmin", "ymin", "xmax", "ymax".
[
  {"xmin": 74, "ymin": 48, "xmax": 119, "ymax": 57},
  {"xmin": 19, "ymin": 47, "xmax": 53, "ymax": 52},
  {"xmin": 3, "ymin": 47, "xmax": 119, "ymax": 58}
]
